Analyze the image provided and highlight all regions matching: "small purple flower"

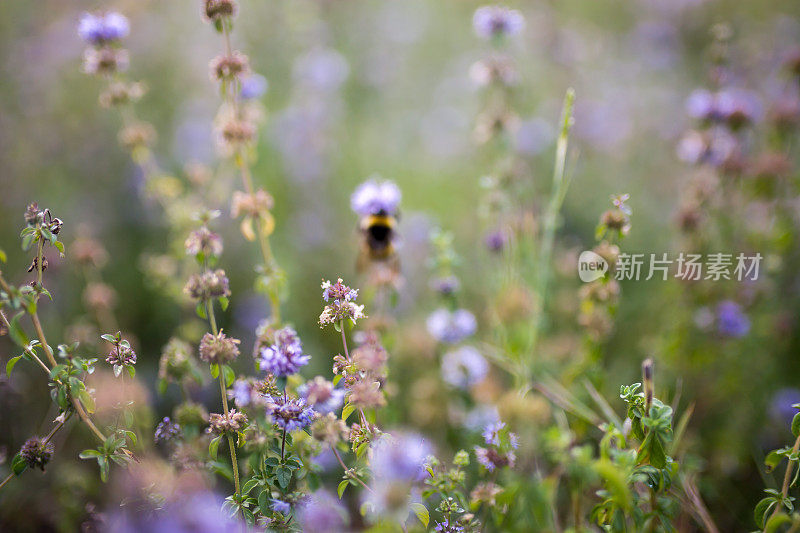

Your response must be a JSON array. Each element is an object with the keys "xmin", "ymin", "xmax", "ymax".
[
  {"xmin": 716, "ymin": 88, "xmax": 762, "ymax": 127},
  {"xmin": 229, "ymin": 379, "xmax": 253, "ymax": 407},
  {"xmin": 472, "ymin": 5, "xmax": 525, "ymax": 40},
  {"xmin": 264, "ymin": 395, "xmax": 317, "ymax": 431},
  {"xmin": 685, "ymin": 89, "xmax": 718, "ymax": 121},
  {"xmin": 297, "ymin": 377, "xmax": 345, "ymax": 414},
  {"xmin": 154, "ymin": 417, "xmax": 182, "ymax": 444},
  {"xmin": 271, "ymin": 499, "xmax": 291, "ymax": 515},
  {"xmin": 240, "ymin": 73, "xmax": 268, "ymax": 100},
  {"xmin": 484, "ymin": 229, "xmax": 507, "ymax": 252},
  {"xmin": 370, "ymin": 432, "xmax": 432, "ymax": 482},
  {"xmin": 435, "ymin": 519, "xmax": 465, "ymax": 533},
  {"xmin": 297, "ymin": 490, "xmax": 348, "ymax": 532},
  {"xmin": 430, "ymin": 276, "xmax": 461, "ymax": 296},
  {"xmin": 350, "ymin": 178, "xmax": 402, "ymax": 217},
  {"xmin": 482, "ymin": 421, "xmax": 506, "ymax": 446},
  {"xmin": 78, "ymin": 12, "xmax": 130, "ymax": 45},
  {"xmin": 716, "ymin": 300, "xmax": 750, "ymax": 338},
  {"xmin": 770, "ymin": 389, "xmax": 800, "ymax": 426},
  {"xmin": 426, "ymin": 308, "xmax": 477, "ymax": 344},
  {"xmin": 441, "ymin": 346, "xmax": 489, "ymax": 388},
  {"xmin": 257, "ymin": 327, "xmax": 311, "ymax": 377}
]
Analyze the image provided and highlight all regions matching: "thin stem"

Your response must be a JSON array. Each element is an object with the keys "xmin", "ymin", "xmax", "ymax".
[
  {"xmin": 35, "ymin": 239, "xmax": 44, "ymax": 287},
  {"xmin": 0, "ymin": 310, "xmax": 50, "ymax": 374},
  {"xmin": 280, "ymin": 427, "xmax": 287, "ymax": 461},
  {"xmin": 0, "ymin": 474, "xmax": 13, "ymax": 491},
  {"xmin": 330, "ymin": 446, "xmax": 374, "ymax": 493},
  {"xmin": 340, "ymin": 321, "xmax": 350, "ymax": 359}
]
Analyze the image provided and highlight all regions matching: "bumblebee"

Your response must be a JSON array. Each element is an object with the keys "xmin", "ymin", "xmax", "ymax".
[{"xmin": 357, "ymin": 211, "xmax": 399, "ymax": 272}]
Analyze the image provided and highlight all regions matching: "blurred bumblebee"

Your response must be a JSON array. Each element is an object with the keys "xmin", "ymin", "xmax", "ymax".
[{"xmin": 357, "ymin": 210, "xmax": 399, "ymax": 273}]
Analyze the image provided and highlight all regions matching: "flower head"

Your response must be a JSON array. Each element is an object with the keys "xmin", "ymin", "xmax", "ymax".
[
  {"xmin": 185, "ymin": 227, "xmax": 223, "ymax": 258},
  {"xmin": 184, "ymin": 269, "xmax": 231, "ymax": 301},
  {"xmin": 296, "ymin": 490, "xmax": 348, "ymax": 532},
  {"xmin": 78, "ymin": 12, "xmax": 130, "ymax": 45},
  {"xmin": 271, "ymin": 499, "xmax": 291, "ymax": 515},
  {"xmin": 298, "ymin": 377, "xmax": 345, "ymax": 414},
  {"xmin": 426, "ymin": 308, "xmax": 477, "ymax": 344},
  {"xmin": 475, "ymin": 420, "xmax": 518, "ymax": 472},
  {"xmin": 202, "ymin": 0, "xmax": 237, "ymax": 22},
  {"xmin": 264, "ymin": 395, "xmax": 317, "ymax": 431},
  {"xmin": 240, "ymin": 73, "xmax": 268, "ymax": 100},
  {"xmin": 257, "ymin": 326, "xmax": 310, "ymax": 377},
  {"xmin": 158, "ymin": 338, "xmax": 199, "ymax": 384},
  {"xmin": 154, "ymin": 417, "xmax": 182, "ymax": 444},
  {"xmin": 207, "ymin": 410, "xmax": 248, "ymax": 436},
  {"xmin": 311, "ymin": 413, "xmax": 349, "ymax": 446},
  {"xmin": 717, "ymin": 300, "xmax": 750, "ymax": 338},
  {"xmin": 370, "ymin": 432, "xmax": 431, "ymax": 483},
  {"xmin": 350, "ymin": 179, "xmax": 401, "ymax": 217},
  {"xmin": 441, "ymin": 346, "xmax": 488, "ymax": 388},
  {"xmin": 20, "ymin": 437, "xmax": 54, "ymax": 471},
  {"xmin": 472, "ymin": 6, "xmax": 525, "ymax": 40},
  {"xmin": 319, "ymin": 278, "xmax": 367, "ymax": 327},
  {"xmin": 198, "ymin": 331, "xmax": 240, "ymax": 365},
  {"xmin": 106, "ymin": 342, "xmax": 137, "ymax": 367}
]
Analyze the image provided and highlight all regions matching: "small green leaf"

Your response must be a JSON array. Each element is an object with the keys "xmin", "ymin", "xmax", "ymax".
[
  {"xmin": 78, "ymin": 389, "xmax": 96, "ymax": 413},
  {"xmin": 792, "ymin": 413, "xmax": 800, "ymax": 438},
  {"xmin": 6, "ymin": 355, "xmax": 24, "ymax": 376},
  {"xmin": 222, "ymin": 365, "xmax": 235, "ymax": 388},
  {"xmin": 337, "ymin": 479, "xmax": 349, "ymax": 499},
  {"xmin": 219, "ymin": 296, "xmax": 229, "ymax": 311},
  {"xmin": 342, "ymin": 403, "xmax": 354, "ymax": 422},
  {"xmin": 127, "ymin": 366, "xmax": 136, "ymax": 379},
  {"xmin": 755, "ymin": 497, "xmax": 778, "ymax": 528},
  {"xmin": 8, "ymin": 313, "xmax": 29, "ymax": 347},
  {"xmin": 765, "ymin": 512, "xmax": 792, "ymax": 533},
  {"xmin": 11, "ymin": 453, "xmax": 27, "ymax": 476},
  {"xmin": 210, "ymin": 364, "xmax": 220, "ymax": 379},
  {"xmin": 79, "ymin": 449, "xmax": 102, "ymax": 459},
  {"xmin": 98, "ymin": 456, "xmax": 109, "ymax": 482},
  {"xmin": 209, "ymin": 435, "xmax": 222, "ymax": 460},
  {"xmin": 157, "ymin": 378, "xmax": 168, "ymax": 395},
  {"xmin": 411, "ymin": 503, "xmax": 429, "ymax": 528},
  {"xmin": 276, "ymin": 466, "xmax": 291, "ymax": 489},
  {"xmin": 196, "ymin": 303, "xmax": 207, "ymax": 320}
]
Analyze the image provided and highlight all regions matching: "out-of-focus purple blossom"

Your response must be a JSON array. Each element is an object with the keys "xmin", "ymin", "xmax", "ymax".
[
  {"xmin": 435, "ymin": 519, "xmax": 465, "ymax": 533},
  {"xmin": 350, "ymin": 179, "xmax": 402, "ymax": 217},
  {"xmin": 472, "ymin": 6, "xmax": 525, "ymax": 40},
  {"xmin": 264, "ymin": 395, "xmax": 317, "ymax": 431},
  {"xmin": 293, "ymin": 48, "xmax": 350, "ymax": 92},
  {"xmin": 441, "ymin": 346, "xmax": 489, "ymax": 388},
  {"xmin": 427, "ymin": 308, "xmax": 477, "ymax": 344},
  {"xmin": 154, "ymin": 417, "xmax": 182, "ymax": 444},
  {"xmin": 482, "ymin": 421, "xmax": 506, "ymax": 446},
  {"xmin": 686, "ymin": 89, "xmax": 718, "ymax": 121},
  {"xmin": 514, "ymin": 117, "xmax": 554, "ymax": 156},
  {"xmin": 78, "ymin": 12, "xmax": 130, "ymax": 45},
  {"xmin": 430, "ymin": 276, "xmax": 461, "ymax": 296},
  {"xmin": 693, "ymin": 306, "xmax": 714, "ymax": 331},
  {"xmin": 229, "ymin": 379, "xmax": 252, "ymax": 407},
  {"xmin": 271, "ymin": 499, "xmax": 291, "ymax": 515},
  {"xmin": 676, "ymin": 128, "xmax": 738, "ymax": 167},
  {"xmin": 485, "ymin": 229, "xmax": 508, "ymax": 252},
  {"xmin": 464, "ymin": 404, "xmax": 501, "ymax": 431},
  {"xmin": 716, "ymin": 300, "xmax": 750, "ymax": 338},
  {"xmin": 370, "ymin": 432, "xmax": 432, "ymax": 483},
  {"xmin": 257, "ymin": 326, "xmax": 310, "ymax": 377},
  {"xmin": 716, "ymin": 88, "xmax": 762, "ymax": 127},
  {"xmin": 296, "ymin": 490, "xmax": 348, "ymax": 532},
  {"xmin": 297, "ymin": 377, "xmax": 346, "ymax": 414},
  {"xmin": 770, "ymin": 388, "xmax": 800, "ymax": 426},
  {"xmin": 103, "ymin": 491, "xmax": 242, "ymax": 532},
  {"xmin": 240, "ymin": 73, "xmax": 268, "ymax": 100}
]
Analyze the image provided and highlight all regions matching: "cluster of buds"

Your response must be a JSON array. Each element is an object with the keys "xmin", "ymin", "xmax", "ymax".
[
  {"xmin": 102, "ymin": 331, "xmax": 137, "ymax": 376},
  {"xmin": 311, "ymin": 413, "xmax": 348, "ymax": 446},
  {"xmin": 213, "ymin": 103, "xmax": 259, "ymax": 157},
  {"xmin": 349, "ymin": 422, "xmax": 380, "ymax": 451},
  {"xmin": 158, "ymin": 337, "xmax": 202, "ymax": 386},
  {"xmin": 207, "ymin": 410, "xmax": 248, "ymax": 436},
  {"xmin": 474, "ymin": 422, "xmax": 518, "ymax": 472},
  {"xmin": 202, "ymin": 0, "xmax": 237, "ymax": 23},
  {"xmin": 318, "ymin": 278, "xmax": 367, "ymax": 328},
  {"xmin": 232, "ymin": 189, "xmax": 275, "ymax": 241},
  {"xmin": 118, "ymin": 122, "xmax": 156, "ymax": 152},
  {"xmin": 99, "ymin": 81, "xmax": 146, "ymax": 108},
  {"xmin": 183, "ymin": 269, "xmax": 231, "ymax": 301},
  {"xmin": 198, "ymin": 331, "xmax": 240, "ymax": 366},
  {"xmin": 333, "ymin": 332, "xmax": 388, "ymax": 410},
  {"xmin": 597, "ymin": 193, "xmax": 631, "ymax": 240},
  {"xmin": 263, "ymin": 395, "xmax": 317, "ymax": 432},
  {"xmin": 184, "ymin": 226, "xmax": 223, "ymax": 259},
  {"xmin": 209, "ymin": 51, "xmax": 249, "ymax": 83},
  {"xmin": 154, "ymin": 417, "xmax": 182, "ymax": 444},
  {"xmin": 20, "ymin": 437, "xmax": 54, "ymax": 471},
  {"xmin": 24, "ymin": 203, "xmax": 63, "ymax": 234},
  {"xmin": 78, "ymin": 11, "xmax": 130, "ymax": 76}
]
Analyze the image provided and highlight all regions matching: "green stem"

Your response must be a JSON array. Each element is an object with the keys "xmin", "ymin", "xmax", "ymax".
[{"xmin": 766, "ymin": 434, "xmax": 800, "ymax": 531}]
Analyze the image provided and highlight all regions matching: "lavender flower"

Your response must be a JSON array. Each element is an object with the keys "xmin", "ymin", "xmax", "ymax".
[
  {"xmin": 435, "ymin": 520, "xmax": 465, "ymax": 533},
  {"xmin": 257, "ymin": 326, "xmax": 310, "ymax": 377},
  {"xmin": 264, "ymin": 395, "xmax": 317, "ymax": 431},
  {"xmin": 198, "ymin": 331, "xmax": 240, "ymax": 365},
  {"xmin": 441, "ymin": 346, "xmax": 489, "ymax": 388},
  {"xmin": 370, "ymin": 432, "xmax": 432, "ymax": 483},
  {"xmin": 296, "ymin": 490, "xmax": 348, "ymax": 532},
  {"xmin": 154, "ymin": 417, "xmax": 182, "ymax": 444},
  {"xmin": 350, "ymin": 179, "xmax": 402, "ymax": 217},
  {"xmin": 207, "ymin": 410, "xmax": 247, "ymax": 436},
  {"xmin": 716, "ymin": 300, "xmax": 750, "ymax": 338},
  {"xmin": 319, "ymin": 278, "xmax": 367, "ymax": 327},
  {"xmin": 297, "ymin": 376, "xmax": 345, "ymax": 414},
  {"xmin": 475, "ymin": 420, "xmax": 518, "ymax": 472},
  {"xmin": 78, "ymin": 12, "xmax": 130, "ymax": 45},
  {"xmin": 482, "ymin": 421, "xmax": 507, "ymax": 446},
  {"xmin": 770, "ymin": 389, "xmax": 800, "ymax": 426},
  {"xmin": 271, "ymin": 499, "xmax": 291, "ymax": 515},
  {"xmin": 472, "ymin": 6, "xmax": 525, "ymax": 40},
  {"xmin": 229, "ymin": 379, "xmax": 253, "ymax": 407},
  {"xmin": 426, "ymin": 308, "xmax": 477, "ymax": 344},
  {"xmin": 240, "ymin": 73, "xmax": 268, "ymax": 100}
]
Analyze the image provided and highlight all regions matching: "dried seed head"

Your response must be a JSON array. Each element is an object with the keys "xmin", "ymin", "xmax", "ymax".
[
  {"xmin": 198, "ymin": 330, "xmax": 240, "ymax": 365},
  {"xmin": 203, "ymin": 0, "xmax": 237, "ymax": 22},
  {"xmin": 20, "ymin": 437, "xmax": 54, "ymax": 471},
  {"xmin": 183, "ymin": 269, "xmax": 231, "ymax": 301},
  {"xmin": 209, "ymin": 51, "xmax": 249, "ymax": 82}
]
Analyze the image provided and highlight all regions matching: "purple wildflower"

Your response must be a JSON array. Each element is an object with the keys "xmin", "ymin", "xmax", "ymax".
[
  {"xmin": 297, "ymin": 491, "xmax": 348, "ymax": 532},
  {"xmin": 441, "ymin": 346, "xmax": 489, "ymax": 388},
  {"xmin": 240, "ymin": 73, "xmax": 268, "ymax": 100},
  {"xmin": 426, "ymin": 308, "xmax": 477, "ymax": 344},
  {"xmin": 472, "ymin": 6, "xmax": 525, "ymax": 40},
  {"xmin": 264, "ymin": 395, "xmax": 317, "ymax": 431},
  {"xmin": 271, "ymin": 499, "xmax": 291, "ymax": 515},
  {"xmin": 716, "ymin": 300, "xmax": 750, "ymax": 338},
  {"xmin": 78, "ymin": 12, "xmax": 130, "ymax": 45},
  {"xmin": 770, "ymin": 389, "xmax": 800, "ymax": 426},
  {"xmin": 370, "ymin": 432, "xmax": 432, "ymax": 483},
  {"xmin": 350, "ymin": 179, "xmax": 402, "ymax": 217},
  {"xmin": 297, "ymin": 377, "xmax": 346, "ymax": 414},
  {"xmin": 229, "ymin": 379, "xmax": 252, "ymax": 407},
  {"xmin": 257, "ymin": 327, "xmax": 310, "ymax": 377},
  {"xmin": 154, "ymin": 417, "xmax": 182, "ymax": 444}
]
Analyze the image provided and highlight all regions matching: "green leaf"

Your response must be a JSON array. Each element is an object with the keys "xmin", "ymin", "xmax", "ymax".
[
  {"xmin": 792, "ymin": 413, "xmax": 800, "ymax": 438},
  {"xmin": 219, "ymin": 296, "xmax": 229, "ymax": 311},
  {"xmin": 755, "ymin": 497, "xmax": 777, "ymax": 528},
  {"xmin": 410, "ymin": 503, "xmax": 429, "ymax": 528},
  {"xmin": 210, "ymin": 364, "xmax": 220, "ymax": 379},
  {"xmin": 196, "ymin": 303, "xmax": 207, "ymax": 320},
  {"xmin": 337, "ymin": 479, "xmax": 349, "ymax": 499},
  {"xmin": 276, "ymin": 466, "xmax": 291, "ymax": 489},
  {"xmin": 6, "ymin": 355, "xmax": 24, "ymax": 376},
  {"xmin": 157, "ymin": 378, "xmax": 168, "ymax": 395},
  {"xmin": 100, "ymin": 334, "xmax": 118, "ymax": 343},
  {"xmin": 209, "ymin": 435, "xmax": 222, "ymax": 460},
  {"xmin": 257, "ymin": 490, "xmax": 269, "ymax": 515},
  {"xmin": 222, "ymin": 365, "xmax": 235, "ymax": 388},
  {"xmin": 98, "ymin": 456, "xmax": 109, "ymax": 482},
  {"xmin": 342, "ymin": 403, "xmax": 355, "ymax": 422},
  {"xmin": 124, "ymin": 409, "xmax": 134, "ymax": 428},
  {"xmin": 53, "ymin": 240, "xmax": 65, "ymax": 255},
  {"xmin": 765, "ymin": 512, "xmax": 792, "ymax": 533},
  {"xmin": 11, "ymin": 453, "xmax": 27, "ymax": 476},
  {"xmin": 242, "ymin": 477, "xmax": 260, "ymax": 495},
  {"xmin": 127, "ymin": 366, "xmax": 136, "ymax": 378},
  {"xmin": 0, "ymin": 248, "xmax": 5, "ymax": 263},
  {"xmin": 78, "ymin": 389, "xmax": 96, "ymax": 413},
  {"xmin": 79, "ymin": 449, "xmax": 101, "ymax": 459},
  {"xmin": 8, "ymin": 313, "xmax": 29, "ymax": 347}
]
